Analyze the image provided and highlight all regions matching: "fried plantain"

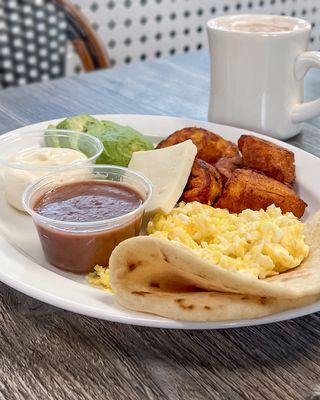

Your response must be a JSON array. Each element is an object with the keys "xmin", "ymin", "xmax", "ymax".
[
  {"xmin": 215, "ymin": 154, "xmax": 243, "ymax": 185},
  {"xmin": 181, "ymin": 158, "xmax": 223, "ymax": 205},
  {"xmin": 157, "ymin": 127, "xmax": 238, "ymax": 165},
  {"xmin": 238, "ymin": 135, "xmax": 295, "ymax": 186},
  {"xmin": 215, "ymin": 169, "xmax": 306, "ymax": 218}
]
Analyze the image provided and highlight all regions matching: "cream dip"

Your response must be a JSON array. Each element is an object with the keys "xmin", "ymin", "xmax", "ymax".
[{"xmin": 4, "ymin": 147, "xmax": 87, "ymax": 211}]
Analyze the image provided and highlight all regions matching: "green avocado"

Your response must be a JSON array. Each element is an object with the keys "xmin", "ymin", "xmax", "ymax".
[{"xmin": 47, "ymin": 114, "xmax": 154, "ymax": 166}]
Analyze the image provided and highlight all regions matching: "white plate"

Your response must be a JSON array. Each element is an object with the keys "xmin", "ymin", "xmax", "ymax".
[{"xmin": 0, "ymin": 114, "xmax": 320, "ymax": 330}]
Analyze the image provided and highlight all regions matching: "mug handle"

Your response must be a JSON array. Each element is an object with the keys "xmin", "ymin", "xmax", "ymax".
[{"xmin": 291, "ymin": 52, "xmax": 320, "ymax": 124}]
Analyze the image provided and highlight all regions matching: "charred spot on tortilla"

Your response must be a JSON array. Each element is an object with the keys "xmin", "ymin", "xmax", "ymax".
[
  {"xmin": 128, "ymin": 263, "xmax": 137, "ymax": 271},
  {"xmin": 127, "ymin": 261, "xmax": 143, "ymax": 271},
  {"xmin": 149, "ymin": 282, "xmax": 160, "ymax": 288},
  {"xmin": 175, "ymin": 298, "xmax": 185, "ymax": 303},
  {"xmin": 174, "ymin": 298, "xmax": 195, "ymax": 310},
  {"xmin": 131, "ymin": 291, "xmax": 151, "ymax": 295},
  {"xmin": 260, "ymin": 297, "xmax": 268, "ymax": 305},
  {"xmin": 204, "ymin": 306, "xmax": 211, "ymax": 310},
  {"xmin": 160, "ymin": 250, "xmax": 169, "ymax": 263},
  {"xmin": 241, "ymin": 296, "xmax": 249, "ymax": 300}
]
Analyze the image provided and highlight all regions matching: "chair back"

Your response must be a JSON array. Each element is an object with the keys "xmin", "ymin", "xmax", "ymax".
[
  {"xmin": 0, "ymin": 0, "xmax": 109, "ymax": 88},
  {"xmin": 0, "ymin": 0, "xmax": 67, "ymax": 88}
]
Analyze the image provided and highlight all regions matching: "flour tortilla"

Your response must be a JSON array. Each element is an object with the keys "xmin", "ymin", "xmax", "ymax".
[
  {"xmin": 112, "ymin": 289, "xmax": 317, "ymax": 322},
  {"xmin": 109, "ymin": 211, "xmax": 320, "ymax": 321}
]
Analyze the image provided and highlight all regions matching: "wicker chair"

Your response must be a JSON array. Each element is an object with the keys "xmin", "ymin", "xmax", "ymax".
[{"xmin": 0, "ymin": 0, "xmax": 109, "ymax": 88}]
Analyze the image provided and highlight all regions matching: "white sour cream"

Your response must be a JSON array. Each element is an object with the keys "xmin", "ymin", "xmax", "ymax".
[{"xmin": 3, "ymin": 147, "xmax": 87, "ymax": 211}]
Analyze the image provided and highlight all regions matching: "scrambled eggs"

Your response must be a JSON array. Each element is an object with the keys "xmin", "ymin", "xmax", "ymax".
[
  {"xmin": 87, "ymin": 265, "xmax": 113, "ymax": 292},
  {"xmin": 147, "ymin": 202, "xmax": 309, "ymax": 279}
]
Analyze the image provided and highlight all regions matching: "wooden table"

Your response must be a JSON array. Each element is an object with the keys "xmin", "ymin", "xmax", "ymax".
[{"xmin": 1, "ymin": 50, "xmax": 320, "ymax": 400}]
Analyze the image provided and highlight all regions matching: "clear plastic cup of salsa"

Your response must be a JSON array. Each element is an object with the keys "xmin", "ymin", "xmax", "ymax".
[{"xmin": 23, "ymin": 165, "xmax": 153, "ymax": 273}]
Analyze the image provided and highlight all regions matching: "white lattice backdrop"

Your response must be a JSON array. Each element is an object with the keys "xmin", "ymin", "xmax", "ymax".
[{"xmin": 67, "ymin": 0, "xmax": 320, "ymax": 75}]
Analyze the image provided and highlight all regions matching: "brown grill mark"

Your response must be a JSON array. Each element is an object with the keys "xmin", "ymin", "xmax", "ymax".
[
  {"xmin": 149, "ymin": 282, "xmax": 160, "ymax": 288},
  {"xmin": 160, "ymin": 250, "xmax": 169, "ymax": 263},
  {"xmin": 174, "ymin": 298, "xmax": 194, "ymax": 310},
  {"xmin": 175, "ymin": 298, "xmax": 184, "ymax": 303},
  {"xmin": 128, "ymin": 263, "xmax": 136, "ymax": 271},
  {"xmin": 131, "ymin": 291, "xmax": 151, "ymax": 296},
  {"xmin": 260, "ymin": 297, "xmax": 268, "ymax": 305},
  {"xmin": 204, "ymin": 306, "xmax": 211, "ymax": 310}
]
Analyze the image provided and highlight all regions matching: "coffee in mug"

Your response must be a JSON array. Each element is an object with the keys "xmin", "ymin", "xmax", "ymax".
[
  {"xmin": 221, "ymin": 19, "xmax": 293, "ymax": 33},
  {"xmin": 207, "ymin": 15, "xmax": 320, "ymax": 140}
]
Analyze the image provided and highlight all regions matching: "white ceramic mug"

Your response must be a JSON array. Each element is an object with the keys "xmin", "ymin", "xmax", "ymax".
[{"xmin": 207, "ymin": 14, "xmax": 320, "ymax": 140}]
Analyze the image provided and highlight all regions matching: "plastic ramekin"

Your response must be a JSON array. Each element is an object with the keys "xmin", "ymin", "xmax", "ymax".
[
  {"xmin": 0, "ymin": 129, "xmax": 103, "ymax": 211},
  {"xmin": 23, "ymin": 165, "xmax": 153, "ymax": 273}
]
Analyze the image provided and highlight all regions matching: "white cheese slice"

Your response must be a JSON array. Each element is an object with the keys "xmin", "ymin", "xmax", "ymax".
[{"xmin": 128, "ymin": 139, "xmax": 197, "ymax": 214}]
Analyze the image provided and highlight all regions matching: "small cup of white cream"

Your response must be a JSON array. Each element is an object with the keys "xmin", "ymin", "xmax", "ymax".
[{"xmin": 0, "ymin": 129, "xmax": 103, "ymax": 211}]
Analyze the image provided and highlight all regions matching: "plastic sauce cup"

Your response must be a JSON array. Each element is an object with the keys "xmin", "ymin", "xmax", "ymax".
[
  {"xmin": 23, "ymin": 165, "xmax": 153, "ymax": 273},
  {"xmin": 0, "ymin": 129, "xmax": 103, "ymax": 211}
]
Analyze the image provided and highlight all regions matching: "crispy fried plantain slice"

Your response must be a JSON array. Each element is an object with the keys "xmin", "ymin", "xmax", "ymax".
[
  {"xmin": 181, "ymin": 158, "xmax": 223, "ymax": 205},
  {"xmin": 215, "ymin": 154, "xmax": 243, "ymax": 185},
  {"xmin": 238, "ymin": 135, "xmax": 295, "ymax": 186},
  {"xmin": 157, "ymin": 127, "xmax": 238, "ymax": 165},
  {"xmin": 215, "ymin": 169, "xmax": 306, "ymax": 218}
]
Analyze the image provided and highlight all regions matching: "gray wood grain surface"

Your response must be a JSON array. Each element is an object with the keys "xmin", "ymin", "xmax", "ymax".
[{"xmin": 1, "ymin": 50, "xmax": 320, "ymax": 400}]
